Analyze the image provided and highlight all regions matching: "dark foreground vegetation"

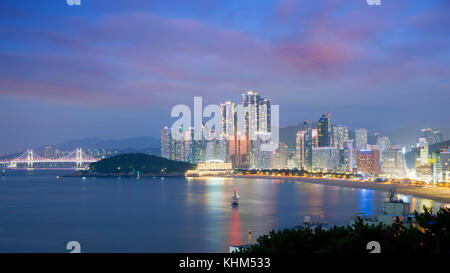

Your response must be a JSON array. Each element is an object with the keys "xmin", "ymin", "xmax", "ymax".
[
  {"xmin": 240, "ymin": 206, "xmax": 450, "ymax": 253},
  {"xmin": 71, "ymin": 153, "xmax": 194, "ymax": 177}
]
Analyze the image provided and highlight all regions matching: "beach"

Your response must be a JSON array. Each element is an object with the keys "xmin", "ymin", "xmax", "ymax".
[{"xmin": 218, "ymin": 175, "xmax": 450, "ymax": 204}]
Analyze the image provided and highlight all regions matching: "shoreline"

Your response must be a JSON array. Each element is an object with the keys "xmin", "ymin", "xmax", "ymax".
[{"xmin": 212, "ymin": 174, "xmax": 450, "ymax": 203}]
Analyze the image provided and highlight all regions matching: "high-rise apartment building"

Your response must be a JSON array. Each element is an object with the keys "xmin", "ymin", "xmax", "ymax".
[
  {"xmin": 382, "ymin": 148, "xmax": 406, "ymax": 178},
  {"xmin": 312, "ymin": 146, "xmax": 338, "ymax": 172},
  {"xmin": 332, "ymin": 125, "xmax": 348, "ymax": 150},
  {"xmin": 355, "ymin": 128, "xmax": 368, "ymax": 151},
  {"xmin": 161, "ymin": 126, "xmax": 173, "ymax": 160},
  {"xmin": 296, "ymin": 130, "xmax": 305, "ymax": 169},
  {"xmin": 318, "ymin": 113, "xmax": 331, "ymax": 147}
]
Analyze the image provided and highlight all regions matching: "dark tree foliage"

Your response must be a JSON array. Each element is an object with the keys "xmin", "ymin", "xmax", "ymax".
[
  {"xmin": 240, "ymin": 206, "xmax": 450, "ymax": 253},
  {"xmin": 88, "ymin": 153, "xmax": 194, "ymax": 175}
]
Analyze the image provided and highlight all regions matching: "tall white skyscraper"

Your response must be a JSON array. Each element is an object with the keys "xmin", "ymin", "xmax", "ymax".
[
  {"xmin": 355, "ymin": 128, "xmax": 368, "ymax": 151},
  {"xmin": 332, "ymin": 125, "xmax": 349, "ymax": 150}
]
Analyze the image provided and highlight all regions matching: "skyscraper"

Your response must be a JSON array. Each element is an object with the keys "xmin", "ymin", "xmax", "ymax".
[
  {"xmin": 318, "ymin": 113, "xmax": 331, "ymax": 147},
  {"xmin": 416, "ymin": 138, "xmax": 429, "ymax": 167},
  {"xmin": 377, "ymin": 136, "xmax": 390, "ymax": 152},
  {"xmin": 296, "ymin": 130, "xmax": 305, "ymax": 169},
  {"xmin": 312, "ymin": 146, "xmax": 338, "ymax": 172},
  {"xmin": 258, "ymin": 98, "xmax": 271, "ymax": 133},
  {"xmin": 161, "ymin": 126, "xmax": 173, "ymax": 160},
  {"xmin": 381, "ymin": 148, "xmax": 406, "ymax": 178},
  {"xmin": 332, "ymin": 125, "xmax": 348, "ymax": 150},
  {"xmin": 242, "ymin": 90, "xmax": 260, "ymax": 137},
  {"xmin": 355, "ymin": 128, "xmax": 368, "ymax": 151},
  {"xmin": 303, "ymin": 120, "xmax": 318, "ymax": 171},
  {"xmin": 220, "ymin": 101, "xmax": 235, "ymax": 139}
]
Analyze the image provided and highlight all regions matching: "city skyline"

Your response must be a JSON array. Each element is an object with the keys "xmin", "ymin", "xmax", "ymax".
[{"xmin": 1, "ymin": 0, "xmax": 449, "ymax": 154}]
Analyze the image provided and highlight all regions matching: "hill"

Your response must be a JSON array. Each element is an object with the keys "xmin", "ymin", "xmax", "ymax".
[{"xmin": 80, "ymin": 153, "xmax": 194, "ymax": 176}]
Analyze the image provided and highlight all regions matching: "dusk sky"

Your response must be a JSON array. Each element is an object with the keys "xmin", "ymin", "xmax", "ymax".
[{"xmin": 0, "ymin": 0, "xmax": 449, "ymax": 154}]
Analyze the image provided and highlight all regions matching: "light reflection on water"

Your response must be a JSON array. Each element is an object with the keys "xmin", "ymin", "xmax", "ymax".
[{"xmin": 0, "ymin": 170, "xmax": 446, "ymax": 253}]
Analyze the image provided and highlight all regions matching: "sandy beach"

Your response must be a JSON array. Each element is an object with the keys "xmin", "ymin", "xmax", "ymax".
[{"xmin": 218, "ymin": 174, "xmax": 450, "ymax": 204}]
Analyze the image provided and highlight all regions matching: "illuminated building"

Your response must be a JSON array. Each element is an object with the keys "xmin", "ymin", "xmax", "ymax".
[
  {"xmin": 357, "ymin": 150, "xmax": 381, "ymax": 175},
  {"xmin": 415, "ymin": 138, "xmax": 429, "ymax": 167},
  {"xmin": 161, "ymin": 126, "xmax": 174, "ymax": 160},
  {"xmin": 271, "ymin": 142, "xmax": 287, "ymax": 169},
  {"xmin": 433, "ymin": 147, "xmax": 450, "ymax": 182},
  {"xmin": 318, "ymin": 113, "xmax": 331, "ymax": 147},
  {"xmin": 355, "ymin": 128, "xmax": 368, "ymax": 151},
  {"xmin": 296, "ymin": 130, "xmax": 305, "ymax": 169},
  {"xmin": 382, "ymin": 148, "xmax": 406, "ymax": 178},
  {"xmin": 252, "ymin": 132, "xmax": 272, "ymax": 169},
  {"xmin": 312, "ymin": 146, "xmax": 338, "ymax": 172},
  {"xmin": 258, "ymin": 98, "xmax": 271, "ymax": 134},
  {"xmin": 242, "ymin": 90, "xmax": 260, "ymax": 138},
  {"xmin": 186, "ymin": 160, "xmax": 233, "ymax": 176},
  {"xmin": 332, "ymin": 125, "xmax": 348, "ymax": 150},
  {"xmin": 344, "ymin": 139, "xmax": 355, "ymax": 172}
]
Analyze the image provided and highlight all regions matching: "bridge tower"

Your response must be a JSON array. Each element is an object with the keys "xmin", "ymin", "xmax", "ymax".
[
  {"xmin": 26, "ymin": 149, "xmax": 34, "ymax": 168},
  {"xmin": 76, "ymin": 148, "xmax": 83, "ymax": 168}
]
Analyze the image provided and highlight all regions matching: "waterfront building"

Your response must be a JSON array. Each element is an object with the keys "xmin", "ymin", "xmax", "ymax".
[
  {"xmin": 318, "ymin": 113, "xmax": 332, "ymax": 147},
  {"xmin": 186, "ymin": 160, "xmax": 233, "ymax": 176},
  {"xmin": 242, "ymin": 90, "xmax": 260, "ymax": 138},
  {"xmin": 355, "ymin": 128, "xmax": 368, "ymax": 151},
  {"xmin": 296, "ymin": 130, "xmax": 306, "ymax": 169},
  {"xmin": 432, "ymin": 147, "xmax": 450, "ymax": 183},
  {"xmin": 258, "ymin": 98, "xmax": 271, "ymax": 134},
  {"xmin": 312, "ymin": 146, "xmax": 338, "ymax": 172},
  {"xmin": 415, "ymin": 138, "xmax": 429, "ymax": 167},
  {"xmin": 357, "ymin": 150, "xmax": 381, "ymax": 175},
  {"xmin": 161, "ymin": 126, "xmax": 174, "ymax": 160},
  {"xmin": 302, "ymin": 121, "xmax": 319, "ymax": 171},
  {"xmin": 229, "ymin": 133, "xmax": 250, "ymax": 169},
  {"xmin": 344, "ymin": 140, "xmax": 355, "ymax": 173},
  {"xmin": 252, "ymin": 132, "xmax": 272, "ymax": 169},
  {"xmin": 332, "ymin": 125, "xmax": 348, "ymax": 150},
  {"xmin": 271, "ymin": 142, "xmax": 287, "ymax": 169},
  {"xmin": 381, "ymin": 148, "xmax": 406, "ymax": 178}
]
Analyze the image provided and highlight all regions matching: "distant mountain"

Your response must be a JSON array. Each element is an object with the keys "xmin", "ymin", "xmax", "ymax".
[
  {"xmin": 44, "ymin": 136, "xmax": 160, "ymax": 151},
  {"xmin": 280, "ymin": 124, "xmax": 304, "ymax": 149},
  {"xmin": 0, "ymin": 137, "xmax": 161, "ymax": 159}
]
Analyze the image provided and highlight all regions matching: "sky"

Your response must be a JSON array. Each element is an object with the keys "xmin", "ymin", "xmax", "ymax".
[{"xmin": 0, "ymin": 0, "xmax": 449, "ymax": 154}]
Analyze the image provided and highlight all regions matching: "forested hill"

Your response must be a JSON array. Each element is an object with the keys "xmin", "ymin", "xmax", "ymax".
[{"xmin": 88, "ymin": 153, "xmax": 194, "ymax": 175}]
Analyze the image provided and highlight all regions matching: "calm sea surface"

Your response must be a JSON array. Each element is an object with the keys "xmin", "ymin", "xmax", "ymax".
[{"xmin": 0, "ymin": 170, "xmax": 444, "ymax": 253}]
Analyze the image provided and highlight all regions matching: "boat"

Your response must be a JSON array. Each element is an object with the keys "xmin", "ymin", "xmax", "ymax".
[
  {"xmin": 231, "ymin": 186, "xmax": 239, "ymax": 206},
  {"xmin": 349, "ymin": 188, "xmax": 417, "ymax": 228},
  {"xmin": 1, "ymin": 169, "xmax": 5, "ymax": 176}
]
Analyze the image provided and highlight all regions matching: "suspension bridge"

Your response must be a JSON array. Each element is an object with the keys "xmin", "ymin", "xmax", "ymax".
[{"xmin": 0, "ymin": 148, "xmax": 98, "ymax": 169}]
